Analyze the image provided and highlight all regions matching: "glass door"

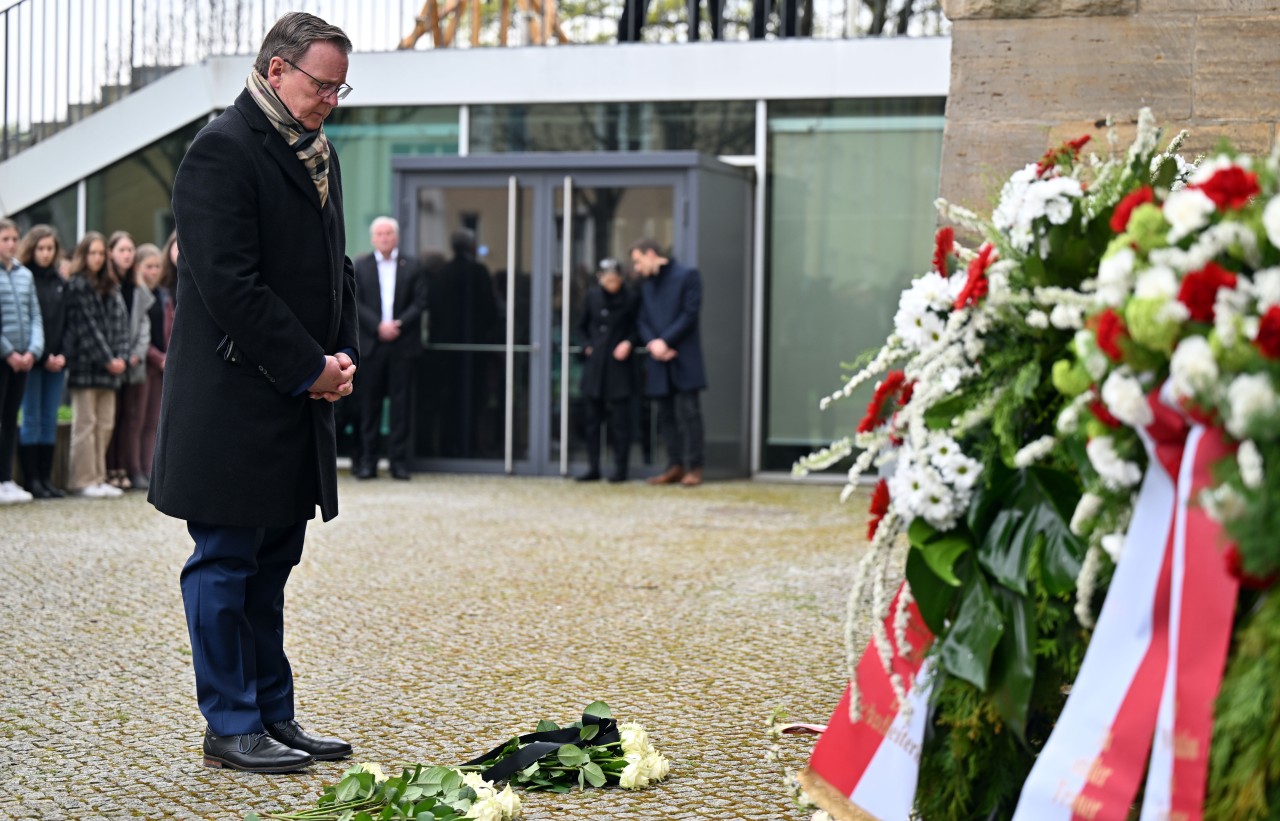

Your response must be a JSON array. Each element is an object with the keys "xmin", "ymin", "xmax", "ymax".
[
  {"xmin": 408, "ymin": 176, "xmax": 534, "ymax": 471},
  {"xmin": 550, "ymin": 176, "xmax": 680, "ymax": 477}
]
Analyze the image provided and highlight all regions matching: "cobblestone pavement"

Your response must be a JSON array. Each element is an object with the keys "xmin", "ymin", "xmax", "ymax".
[{"xmin": 0, "ymin": 474, "xmax": 869, "ymax": 820}]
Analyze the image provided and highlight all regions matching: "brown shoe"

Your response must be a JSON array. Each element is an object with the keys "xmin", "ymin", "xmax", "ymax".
[
  {"xmin": 647, "ymin": 465, "xmax": 685, "ymax": 485},
  {"xmin": 680, "ymin": 467, "xmax": 703, "ymax": 487}
]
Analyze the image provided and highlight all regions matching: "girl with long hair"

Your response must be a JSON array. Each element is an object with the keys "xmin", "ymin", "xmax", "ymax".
[
  {"xmin": 137, "ymin": 240, "xmax": 173, "ymax": 482},
  {"xmin": 16, "ymin": 224, "xmax": 68, "ymax": 498},
  {"xmin": 63, "ymin": 231, "xmax": 129, "ymax": 498},
  {"xmin": 104, "ymin": 231, "xmax": 153, "ymax": 490},
  {"xmin": 0, "ymin": 218, "xmax": 44, "ymax": 504}
]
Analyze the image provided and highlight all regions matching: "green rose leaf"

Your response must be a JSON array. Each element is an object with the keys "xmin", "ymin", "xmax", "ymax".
[
  {"xmin": 536, "ymin": 719, "xmax": 560, "ymax": 732},
  {"xmin": 989, "ymin": 585, "xmax": 1037, "ymax": 740},
  {"xmin": 583, "ymin": 701, "xmax": 613, "ymax": 719},
  {"xmin": 583, "ymin": 762, "xmax": 607, "ymax": 788},
  {"xmin": 557, "ymin": 744, "xmax": 591, "ymax": 767},
  {"xmin": 579, "ymin": 723, "xmax": 600, "ymax": 741},
  {"xmin": 336, "ymin": 775, "xmax": 362, "ymax": 803},
  {"xmin": 938, "ymin": 574, "xmax": 1004, "ymax": 691}
]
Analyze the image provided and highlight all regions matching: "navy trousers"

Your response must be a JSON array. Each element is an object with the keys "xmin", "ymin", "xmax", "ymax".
[{"xmin": 181, "ymin": 520, "xmax": 307, "ymax": 736}]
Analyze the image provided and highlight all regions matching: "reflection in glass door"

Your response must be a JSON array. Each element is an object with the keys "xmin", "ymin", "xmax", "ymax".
[
  {"xmin": 552, "ymin": 181, "xmax": 676, "ymax": 477},
  {"xmin": 411, "ymin": 180, "xmax": 533, "ymax": 467}
]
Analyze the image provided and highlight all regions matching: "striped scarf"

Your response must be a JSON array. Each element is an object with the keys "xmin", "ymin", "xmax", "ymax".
[{"xmin": 246, "ymin": 70, "xmax": 330, "ymax": 206}]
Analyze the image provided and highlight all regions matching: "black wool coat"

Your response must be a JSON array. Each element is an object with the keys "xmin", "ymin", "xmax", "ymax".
[
  {"xmin": 148, "ymin": 89, "xmax": 359, "ymax": 528},
  {"xmin": 637, "ymin": 260, "xmax": 708, "ymax": 396},
  {"xmin": 576, "ymin": 284, "xmax": 638, "ymax": 401}
]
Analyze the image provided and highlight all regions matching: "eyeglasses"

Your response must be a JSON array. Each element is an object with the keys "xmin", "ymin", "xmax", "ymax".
[{"xmin": 282, "ymin": 58, "xmax": 352, "ymax": 101}]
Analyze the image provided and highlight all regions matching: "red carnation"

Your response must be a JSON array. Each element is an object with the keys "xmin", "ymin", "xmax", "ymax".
[
  {"xmin": 1177, "ymin": 262, "xmax": 1238, "ymax": 324},
  {"xmin": 1093, "ymin": 308, "xmax": 1128, "ymax": 362},
  {"xmin": 900, "ymin": 380, "xmax": 916, "ymax": 406},
  {"xmin": 1088, "ymin": 397, "xmax": 1123, "ymax": 429},
  {"xmin": 1193, "ymin": 166, "xmax": 1260, "ymax": 211},
  {"xmin": 954, "ymin": 243, "xmax": 997, "ymax": 310},
  {"xmin": 1255, "ymin": 306, "xmax": 1280, "ymax": 359},
  {"xmin": 933, "ymin": 227, "xmax": 955, "ymax": 276},
  {"xmin": 1110, "ymin": 186, "xmax": 1154, "ymax": 234},
  {"xmin": 867, "ymin": 479, "xmax": 891, "ymax": 541},
  {"xmin": 1035, "ymin": 134, "xmax": 1091, "ymax": 178},
  {"xmin": 857, "ymin": 371, "xmax": 908, "ymax": 434}
]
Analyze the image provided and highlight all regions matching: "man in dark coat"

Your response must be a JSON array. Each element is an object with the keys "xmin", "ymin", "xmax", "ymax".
[
  {"xmin": 632, "ymin": 238, "xmax": 708, "ymax": 487},
  {"xmin": 353, "ymin": 216, "xmax": 427, "ymax": 480},
  {"xmin": 575, "ymin": 258, "xmax": 639, "ymax": 482},
  {"xmin": 148, "ymin": 12, "xmax": 359, "ymax": 774}
]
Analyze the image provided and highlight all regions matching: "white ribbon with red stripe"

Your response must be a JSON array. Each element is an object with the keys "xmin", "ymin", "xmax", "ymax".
[{"xmin": 807, "ymin": 585, "xmax": 934, "ymax": 820}]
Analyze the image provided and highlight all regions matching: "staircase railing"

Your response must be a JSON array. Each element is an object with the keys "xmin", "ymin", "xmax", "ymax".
[{"xmin": 1, "ymin": 0, "xmax": 947, "ymax": 161}]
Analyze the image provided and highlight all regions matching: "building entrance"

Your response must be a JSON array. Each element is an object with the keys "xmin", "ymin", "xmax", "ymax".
[{"xmin": 393, "ymin": 153, "xmax": 751, "ymax": 477}]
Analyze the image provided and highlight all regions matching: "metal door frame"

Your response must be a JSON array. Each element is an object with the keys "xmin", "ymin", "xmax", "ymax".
[{"xmin": 394, "ymin": 156, "xmax": 694, "ymax": 476}]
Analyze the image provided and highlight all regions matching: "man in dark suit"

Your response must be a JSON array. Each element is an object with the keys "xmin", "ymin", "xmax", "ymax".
[
  {"xmin": 353, "ymin": 216, "xmax": 427, "ymax": 480},
  {"xmin": 149, "ymin": 12, "xmax": 358, "ymax": 774},
  {"xmin": 632, "ymin": 238, "xmax": 707, "ymax": 487}
]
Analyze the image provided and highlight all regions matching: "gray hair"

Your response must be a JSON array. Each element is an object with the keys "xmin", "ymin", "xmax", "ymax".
[
  {"xmin": 370, "ymin": 216, "xmax": 399, "ymax": 235},
  {"xmin": 253, "ymin": 12, "xmax": 352, "ymax": 77}
]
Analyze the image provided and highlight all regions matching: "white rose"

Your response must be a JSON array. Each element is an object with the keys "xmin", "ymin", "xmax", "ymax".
[
  {"xmin": 1226, "ymin": 373, "xmax": 1277, "ymax": 439},
  {"xmin": 463, "ymin": 771, "xmax": 497, "ymax": 801},
  {"xmin": 619, "ymin": 756, "xmax": 648, "ymax": 789},
  {"xmin": 355, "ymin": 762, "xmax": 389, "ymax": 783},
  {"xmin": 620, "ymin": 723, "xmax": 652, "ymax": 757},
  {"xmin": 1101, "ymin": 369, "xmax": 1154, "ymax": 429},
  {"xmin": 465, "ymin": 796, "xmax": 506, "ymax": 821},
  {"xmin": 494, "ymin": 786, "xmax": 521, "ymax": 818},
  {"xmin": 1163, "ymin": 188, "xmax": 1216, "ymax": 243},
  {"xmin": 641, "ymin": 751, "xmax": 671, "ymax": 782}
]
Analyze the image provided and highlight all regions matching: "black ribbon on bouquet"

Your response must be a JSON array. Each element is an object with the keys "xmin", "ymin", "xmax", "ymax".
[{"xmin": 462, "ymin": 711, "xmax": 621, "ymax": 782}]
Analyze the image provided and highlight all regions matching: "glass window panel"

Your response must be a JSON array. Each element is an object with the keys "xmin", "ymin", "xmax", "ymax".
[
  {"xmin": 12, "ymin": 183, "xmax": 77, "ymax": 251},
  {"xmin": 84, "ymin": 117, "xmax": 206, "ymax": 247},
  {"xmin": 326, "ymin": 105, "xmax": 461, "ymax": 254},
  {"xmin": 764, "ymin": 98, "xmax": 945, "ymax": 472},
  {"xmin": 469, "ymin": 101, "xmax": 755, "ymax": 156}
]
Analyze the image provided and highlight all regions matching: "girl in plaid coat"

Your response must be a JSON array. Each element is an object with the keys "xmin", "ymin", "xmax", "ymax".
[{"xmin": 62, "ymin": 231, "xmax": 130, "ymax": 498}]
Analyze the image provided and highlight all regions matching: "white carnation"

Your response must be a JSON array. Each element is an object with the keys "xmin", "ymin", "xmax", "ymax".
[
  {"xmin": 1254, "ymin": 267, "xmax": 1280, "ymax": 312},
  {"xmin": 1050, "ymin": 303, "xmax": 1084, "ymax": 329},
  {"xmin": 1097, "ymin": 247, "xmax": 1136, "ymax": 307},
  {"xmin": 1238, "ymin": 440, "xmax": 1264, "ymax": 490},
  {"xmin": 1057, "ymin": 403, "xmax": 1081, "ymax": 434},
  {"xmin": 1027, "ymin": 309, "xmax": 1050, "ymax": 329},
  {"xmin": 1263, "ymin": 197, "xmax": 1280, "ymax": 251},
  {"xmin": 1134, "ymin": 265, "xmax": 1179, "ymax": 300},
  {"xmin": 1168, "ymin": 336, "xmax": 1219, "ymax": 404},
  {"xmin": 1163, "ymin": 188, "xmax": 1216, "ymax": 243},
  {"xmin": 1226, "ymin": 373, "xmax": 1277, "ymax": 439},
  {"xmin": 1086, "ymin": 436, "xmax": 1144, "ymax": 490},
  {"xmin": 1101, "ymin": 369, "xmax": 1154, "ymax": 428}
]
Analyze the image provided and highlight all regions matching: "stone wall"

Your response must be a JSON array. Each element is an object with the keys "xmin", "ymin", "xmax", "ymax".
[{"xmin": 939, "ymin": 0, "xmax": 1280, "ymax": 214}]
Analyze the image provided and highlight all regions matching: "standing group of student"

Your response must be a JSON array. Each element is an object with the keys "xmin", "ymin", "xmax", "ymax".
[{"xmin": 0, "ymin": 220, "xmax": 177, "ymax": 503}]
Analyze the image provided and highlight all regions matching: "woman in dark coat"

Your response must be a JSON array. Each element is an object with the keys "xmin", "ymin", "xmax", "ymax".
[
  {"xmin": 575, "ymin": 259, "xmax": 639, "ymax": 482},
  {"xmin": 16, "ymin": 225, "xmax": 68, "ymax": 498}
]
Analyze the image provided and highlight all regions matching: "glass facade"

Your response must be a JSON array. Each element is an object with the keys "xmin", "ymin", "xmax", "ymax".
[
  {"xmin": 326, "ymin": 105, "xmax": 461, "ymax": 254},
  {"xmin": 763, "ymin": 97, "xmax": 946, "ymax": 471},
  {"xmin": 11, "ymin": 183, "xmax": 78, "ymax": 251},
  {"xmin": 469, "ymin": 101, "xmax": 756, "ymax": 156},
  {"xmin": 85, "ymin": 118, "xmax": 207, "ymax": 247}
]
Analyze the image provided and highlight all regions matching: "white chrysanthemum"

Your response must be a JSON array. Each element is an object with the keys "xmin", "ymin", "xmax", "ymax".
[
  {"xmin": 924, "ymin": 434, "xmax": 963, "ymax": 468},
  {"xmin": 1239, "ymin": 440, "xmax": 1264, "ymax": 490},
  {"xmin": 1163, "ymin": 188, "xmax": 1216, "ymax": 243},
  {"xmin": 1226, "ymin": 373, "xmax": 1277, "ymax": 439},
  {"xmin": 1101, "ymin": 369, "xmax": 1154, "ymax": 429},
  {"xmin": 1069, "ymin": 492, "xmax": 1104, "ymax": 536},
  {"xmin": 1100, "ymin": 533, "xmax": 1126, "ymax": 562},
  {"xmin": 1134, "ymin": 265, "xmax": 1179, "ymax": 300},
  {"xmin": 939, "ymin": 452, "xmax": 983, "ymax": 491},
  {"xmin": 918, "ymin": 472, "xmax": 960, "ymax": 530},
  {"xmin": 1097, "ymin": 247, "xmax": 1136, "ymax": 307},
  {"xmin": 1086, "ymin": 436, "xmax": 1143, "ymax": 490},
  {"xmin": 894, "ymin": 303, "xmax": 945, "ymax": 351},
  {"xmin": 1049, "ymin": 303, "xmax": 1084, "ymax": 330},
  {"xmin": 1168, "ymin": 336, "xmax": 1219, "ymax": 404}
]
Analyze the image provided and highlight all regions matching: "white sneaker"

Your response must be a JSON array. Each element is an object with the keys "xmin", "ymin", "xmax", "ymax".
[
  {"xmin": 76, "ymin": 485, "xmax": 108, "ymax": 498},
  {"xmin": 0, "ymin": 481, "xmax": 33, "ymax": 504},
  {"xmin": 97, "ymin": 482, "xmax": 124, "ymax": 498}
]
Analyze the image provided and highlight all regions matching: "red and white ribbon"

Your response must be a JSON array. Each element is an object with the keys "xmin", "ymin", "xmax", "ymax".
[
  {"xmin": 1014, "ymin": 396, "xmax": 1238, "ymax": 821},
  {"xmin": 807, "ymin": 585, "xmax": 934, "ymax": 820}
]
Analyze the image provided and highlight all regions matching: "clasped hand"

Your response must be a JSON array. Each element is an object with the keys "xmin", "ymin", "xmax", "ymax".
[
  {"xmin": 5, "ymin": 351, "xmax": 35, "ymax": 372},
  {"xmin": 308, "ymin": 352, "xmax": 356, "ymax": 402},
  {"xmin": 646, "ymin": 339, "xmax": 678, "ymax": 362}
]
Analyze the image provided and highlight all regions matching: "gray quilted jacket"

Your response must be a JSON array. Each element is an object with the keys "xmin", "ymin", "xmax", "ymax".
[{"xmin": 0, "ymin": 259, "xmax": 45, "ymax": 359}]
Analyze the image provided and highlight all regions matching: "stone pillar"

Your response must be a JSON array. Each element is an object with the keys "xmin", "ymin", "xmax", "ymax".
[{"xmin": 939, "ymin": 0, "xmax": 1280, "ymax": 214}]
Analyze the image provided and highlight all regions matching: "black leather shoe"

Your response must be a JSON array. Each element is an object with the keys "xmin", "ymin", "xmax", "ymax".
[
  {"xmin": 607, "ymin": 472, "xmax": 628, "ymax": 483},
  {"xmin": 390, "ymin": 466, "xmax": 411, "ymax": 481},
  {"xmin": 267, "ymin": 719, "xmax": 353, "ymax": 761},
  {"xmin": 575, "ymin": 470, "xmax": 602, "ymax": 482},
  {"xmin": 202, "ymin": 729, "xmax": 314, "ymax": 773},
  {"xmin": 353, "ymin": 463, "xmax": 376, "ymax": 480}
]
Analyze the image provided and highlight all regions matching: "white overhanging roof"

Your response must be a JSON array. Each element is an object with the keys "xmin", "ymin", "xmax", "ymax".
[{"xmin": 0, "ymin": 36, "xmax": 950, "ymax": 217}]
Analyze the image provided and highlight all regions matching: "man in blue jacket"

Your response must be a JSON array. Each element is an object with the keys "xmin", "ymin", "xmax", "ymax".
[{"xmin": 632, "ymin": 238, "xmax": 707, "ymax": 487}]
